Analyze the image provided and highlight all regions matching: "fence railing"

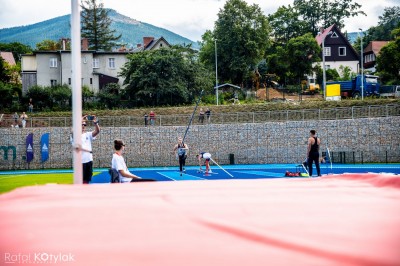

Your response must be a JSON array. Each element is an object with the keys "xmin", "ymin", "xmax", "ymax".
[{"xmin": 1, "ymin": 104, "xmax": 399, "ymax": 128}]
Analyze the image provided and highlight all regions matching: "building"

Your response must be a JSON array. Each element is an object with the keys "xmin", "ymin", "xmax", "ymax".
[
  {"xmin": 315, "ymin": 24, "xmax": 360, "ymax": 75},
  {"xmin": 363, "ymin": 41, "xmax": 389, "ymax": 73},
  {"xmin": 21, "ymin": 37, "xmax": 171, "ymax": 95},
  {"xmin": 0, "ymin": 51, "xmax": 16, "ymax": 66}
]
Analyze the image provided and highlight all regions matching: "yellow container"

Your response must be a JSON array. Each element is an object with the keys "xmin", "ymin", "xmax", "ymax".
[{"xmin": 326, "ymin": 84, "xmax": 340, "ymax": 97}]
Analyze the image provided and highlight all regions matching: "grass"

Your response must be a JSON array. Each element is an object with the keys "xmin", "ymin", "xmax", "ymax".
[
  {"xmin": 0, "ymin": 173, "xmax": 73, "ymax": 194},
  {"xmin": 28, "ymin": 98, "xmax": 400, "ymax": 117}
]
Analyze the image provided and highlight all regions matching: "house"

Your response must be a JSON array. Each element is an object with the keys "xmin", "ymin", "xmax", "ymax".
[
  {"xmin": 0, "ymin": 51, "xmax": 16, "ymax": 66},
  {"xmin": 315, "ymin": 24, "xmax": 360, "ymax": 75},
  {"xmin": 363, "ymin": 41, "xmax": 389, "ymax": 73},
  {"xmin": 131, "ymin": 36, "xmax": 171, "ymax": 52},
  {"xmin": 21, "ymin": 37, "xmax": 171, "ymax": 95}
]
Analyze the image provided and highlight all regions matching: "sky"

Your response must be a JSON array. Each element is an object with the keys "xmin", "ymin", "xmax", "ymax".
[{"xmin": 0, "ymin": 0, "xmax": 399, "ymax": 42}]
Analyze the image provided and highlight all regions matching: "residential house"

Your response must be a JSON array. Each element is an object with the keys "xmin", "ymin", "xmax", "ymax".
[
  {"xmin": 0, "ymin": 51, "xmax": 16, "ymax": 66},
  {"xmin": 315, "ymin": 24, "xmax": 360, "ymax": 75},
  {"xmin": 363, "ymin": 41, "xmax": 389, "ymax": 73},
  {"xmin": 21, "ymin": 37, "xmax": 171, "ymax": 95},
  {"xmin": 131, "ymin": 36, "xmax": 171, "ymax": 52}
]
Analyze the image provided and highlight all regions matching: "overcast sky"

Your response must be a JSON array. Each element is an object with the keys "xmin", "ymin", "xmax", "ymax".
[{"xmin": 1, "ymin": 0, "xmax": 399, "ymax": 41}]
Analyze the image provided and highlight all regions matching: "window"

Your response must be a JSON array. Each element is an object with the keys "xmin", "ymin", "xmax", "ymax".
[
  {"xmin": 49, "ymin": 58, "xmax": 57, "ymax": 68},
  {"xmin": 324, "ymin": 47, "xmax": 331, "ymax": 57},
  {"xmin": 50, "ymin": 80, "xmax": 57, "ymax": 87},
  {"xmin": 339, "ymin": 47, "xmax": 346, "ymax": 56},
  {"xmin": 68, "ymin": 78, "xmax": 71, "ymax": 85},
  {"xmin": 93, "ymin": 58, "xmax": 99, "ymax": 69},
  {"xmin": 90, "ymin": 78, "xmax": 93, "ymax": 85},
  {"xmin": 108, "ymin": 58, "xmax": 115, "ymax": 69},
  {"xmin": 331, "ymin": 32, "xmax": 338, "ymax": 38}
]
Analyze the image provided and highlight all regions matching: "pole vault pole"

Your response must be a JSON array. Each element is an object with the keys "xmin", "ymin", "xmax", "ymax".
[
  {"xmin": 182, "ymin": 90, "xmax": 204, "ymax": 143},
  {"xmin": 210, "ymin": 158, "xmax": 234, "ymax": 178}
]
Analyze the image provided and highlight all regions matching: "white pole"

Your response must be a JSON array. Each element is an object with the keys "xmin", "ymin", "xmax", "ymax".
[
  {"xmin": 322, "ymin": 38, "xmax": 326, "ymax": 101},
  {"xmin": 210, "ymin": 158, "xmax": 234, "ymax": 178},
  {"xmin": 71, "ymin": 0, "xmax": 82, "ymax": 184},
  {"xmin": 359, "ymin": 28, "xmax": 364, "ymax": 100},
  {"xmin": 215, "ymin": 39, "xmax": 218, "ymax": 106}
]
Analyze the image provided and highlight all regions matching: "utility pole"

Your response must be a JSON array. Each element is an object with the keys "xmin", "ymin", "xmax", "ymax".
[{"xmin": 215, "ymin": 39, "xmax": 218, "ymax": 105}]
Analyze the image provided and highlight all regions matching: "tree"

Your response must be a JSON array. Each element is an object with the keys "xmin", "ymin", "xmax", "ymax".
[
  {"xmin": 0, "ymin": 42, "xmax": 32, "ymax": 63},
  {"xmin": 97, "ymin": 83, "xmax": 121, "ymax": 109},
  {"xmin": 376, "ymin": 35, "xmax": 400, "ymax": 84},
  {"xmin": 365, "ymin": 6, "xmax": 400, "ymax": 44},
  {"xmin": 36, "ymin": 39, "xmax": 61, "ymax": 51},
  {"xmin": 120, "ymin": 46, "xmax": 213, "ymax": 107},
  {"xmin": 200, "ymin": 0, "xmax": 271, "ymax": 86},
  {"xmin": 293, "ymin": 0, "xmax": 365, "ymax": 36},
  {"xmin": 285, "ymin": 33, "xmax": 321, "ymax": 82},
  {"xmin": 267, "ymin": 5, "xmax": 308, "ymax": 45},
  {"xmin": 81, "ymin": 0, "xmax": 121, "ymax": 51}
]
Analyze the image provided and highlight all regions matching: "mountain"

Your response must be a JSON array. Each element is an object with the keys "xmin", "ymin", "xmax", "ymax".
[{"xmin": 0, "ymin": 9, "xmax": 198, "ymax": 49}]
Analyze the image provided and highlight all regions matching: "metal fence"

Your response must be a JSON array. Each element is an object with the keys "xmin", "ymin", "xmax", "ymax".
[{"xmin": 1, "ymin": 104, "xmax": 399, "ymax": 128}]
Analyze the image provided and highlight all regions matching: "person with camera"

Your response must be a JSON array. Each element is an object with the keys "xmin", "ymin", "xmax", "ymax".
[{"xmin": 71, "ymin": 115, "xmax": 101, "ymax": 184}]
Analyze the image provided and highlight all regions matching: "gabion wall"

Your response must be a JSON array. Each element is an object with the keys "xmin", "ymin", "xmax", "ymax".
[{"xmin": 0, "ymin": 117, "xmax": 399, "ymax": 170}]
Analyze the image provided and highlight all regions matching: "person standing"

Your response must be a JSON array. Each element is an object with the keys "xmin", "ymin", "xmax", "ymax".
[
  {"xmin": 71, "ymin": 115, "xmax": 101, "ymax": 184},
  {"xmin": 28, "ymin": 98, "xmax": 34, "ymax": 113},
  {"xmin": 144, "ymin": 113, "xmax": 148, "ymax": 127},
  {"xmin": 149, "ymin": 111, "xmax": 155, "ymax": 126},
  {"xmin": 20, "ymin": 112, "xmax": 28, "ymax": 128},
  {"xmin": 111, "ymin": 139, "xmax": 141, "ymax": 182},
  {"xmin": 307, "ymin": 129, "xmax": 321, "ymax": 177},
  {"xmin": 173, "ymin": 137, "xmax": 189, "ymax": 176},
  {"xmin": 205, "ymin": 108, "xmax": 211, "ymax": 123},
  {"xmin": 12, "ymin": 112, "xmax": 19, "ymax": 128},
  {"xmin": 199, "ymin": 108, "xmax": 205, "ymax": 124}
]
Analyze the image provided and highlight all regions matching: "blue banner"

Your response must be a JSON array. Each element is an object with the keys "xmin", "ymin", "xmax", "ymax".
[
  {"xmin": 26, "ymin": 133, "xmax": 34, "ymax": 163},
  {"xmin": 41, "ymin": 133, "xmax": 49, "ymax": 163}
]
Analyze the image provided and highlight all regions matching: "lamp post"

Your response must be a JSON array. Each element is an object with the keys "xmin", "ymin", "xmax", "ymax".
[
  {"xmin": 322, "ymin": 36, "xmax": 327, "ymax": 100},
  {"xmin": 359, "ymin": 28, "xmax": 364, "ymax": 100},
  {"xmin": 215, "ymin": 39, "xmax": 219, "ymax": 105},
  {"xmin": 319, "ymin": 31, "xmax": 331, "ymax": 100}
]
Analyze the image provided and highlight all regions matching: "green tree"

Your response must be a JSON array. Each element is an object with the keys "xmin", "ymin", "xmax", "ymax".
[
  {"xmin": 81, "ymin": 0, "xmax": 121, "ymax": 51},
  {"xmin": 364, "ymin": 6, "xmax": 400, "ymax": 44},
  {"xmin": 376, "ymin": 35, "xmax": 400, "ymax": 84},
  {"xmin": 286, "ymin": 33, "xmax": 321, "ymax": 82},
  {"xmin": 200, "ymin": 0, "xmax": 271, "ymax": 86},
  {"xmin": 293, "ymin": 0, "xmax": 366, "ymax": 36},
  {"xmin": 0, "ymin": 42, "xmax": 32, "ymax": 63},
  {"xmin": 97, "ymin": 83, "xmax": 121, "ymax": 109},
  {"xmin": 35, "ymin": 39, "xmax": 61, "ymax": 51},
  {"xmin": 121, "ymin": 46, "xmax": 212, "ymax": 107},
  {"xmin": 267, "ymin": 5, "xmax": 308, "ymax": 45},
  {"xmin": 0, "ymin": 57, "xmax": 11, "ymax": 83}
]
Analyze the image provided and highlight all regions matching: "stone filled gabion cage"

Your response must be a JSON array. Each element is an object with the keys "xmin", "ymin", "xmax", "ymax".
[{"xmin": 0, "ymin": 117, "xmax": 399, "ymax": 170}]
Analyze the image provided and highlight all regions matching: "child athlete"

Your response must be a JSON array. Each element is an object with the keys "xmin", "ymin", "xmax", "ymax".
[{"xmin": 197, "ymin": 152, "xmax": 212, "ymax": 173}]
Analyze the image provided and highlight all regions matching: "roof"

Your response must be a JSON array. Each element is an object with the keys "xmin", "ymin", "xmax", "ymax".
[
  {"xmin": 315, "ymin": 25, "xmax": 335, "ymax": 46},
  {"xmin": 0, "ymin": 51, "xmax": 16, "ymax": 65},
  {"xmin": 364, "ymin": 41, "xmax": 389, "ymax": 55}
]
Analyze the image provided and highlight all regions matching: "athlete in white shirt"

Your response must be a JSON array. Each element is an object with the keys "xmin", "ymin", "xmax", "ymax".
[
  {"xmin": 111, "ymin": 139, "xmax": 141, "ymax": 182},
  {"xmin": 71, "ymin": 115, "xmax": 100, "ymax": 184}
]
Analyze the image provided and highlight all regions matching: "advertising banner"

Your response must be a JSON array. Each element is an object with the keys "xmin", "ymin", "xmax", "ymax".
[
  {"xmin": 41, "ymin": 133, "xmax": 49, "ymax": 163},
  {"xmin": 26, "ymin": 133, "xmax": 34, "ymax": 163}
]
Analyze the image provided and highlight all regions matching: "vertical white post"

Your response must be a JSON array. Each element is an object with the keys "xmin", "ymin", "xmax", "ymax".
[
  {"xmin": 215, "ymin": 39, "xmax": 218, "ymax": 106},
  {"xmin": 322, "ymin": 37, "xmax": 326, "ymax": 101},
  {"xmin": 71, "ymin": 0, "xmax": 82, "ymax": 184},
  {"xmin": 359, "ymin": 28, "xmax": 364, "ymax": 100}
]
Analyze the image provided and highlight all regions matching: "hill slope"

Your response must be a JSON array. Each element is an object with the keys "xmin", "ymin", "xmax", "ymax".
[{"xmin": 0, "ymin": 9, "xmax": 198, "ymax": 49}]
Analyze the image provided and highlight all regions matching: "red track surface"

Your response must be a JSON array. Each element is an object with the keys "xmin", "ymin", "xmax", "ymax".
[{"xmin": 1, "ymin": 173, "xmax": 400, "ymax": 266}]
